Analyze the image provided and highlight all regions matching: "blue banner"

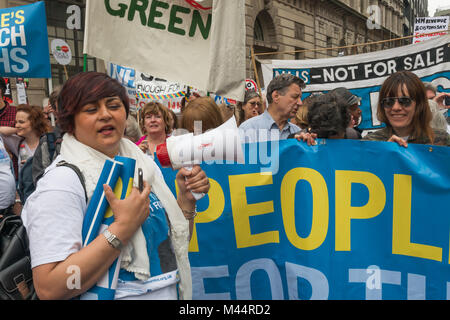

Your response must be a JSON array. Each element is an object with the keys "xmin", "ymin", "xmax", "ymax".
[
  {"xmin": 0, "ymin": 2, "xmax": 51, "ymax": 78},
  {"xmin": 161, "ymin": 139, "xmax": 450, "ymax": 300}
]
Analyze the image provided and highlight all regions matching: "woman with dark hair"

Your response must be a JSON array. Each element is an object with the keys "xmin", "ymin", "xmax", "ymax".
[
  {"xmin": 236, "ymin": 90, "xmax": 263, "ymax": 125},
  {"xmin": 21, "ymin": 72, "xmax": 210, "ymax": 300},
  {"xmin": 0, "ymin": 104, "xmax": 50, "ymax": 169},
  {"xmin": 364, "ymin": 71, "xmax": 450, "ymax": 146},
  {"xmin": 306, "ymin": 94, "xmax": 350, "ymax": 139},
  {"xmin": 290, "ymin": 93, "xmax": 350, "ymax": 143}
]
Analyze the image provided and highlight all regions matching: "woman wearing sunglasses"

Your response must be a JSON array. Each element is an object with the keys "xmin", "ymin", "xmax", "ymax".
[
  {"xmin": 364, "ymin": 71, "xmax": 450, "ymax": 147},
  {"xmin": 236, "ymin": 90, "xmax": 264, "ymax": 125}
]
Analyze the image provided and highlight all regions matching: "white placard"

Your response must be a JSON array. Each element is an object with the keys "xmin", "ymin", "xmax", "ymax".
[
  {"xmin": 16, "ymin": 82, "xmax": 27, "ymax": 104},
  {"xmin": 51, "ymin": 39, "xmax": 72, "ymax": 65},
  {"xmin": 413, "ymin": 16, "xmax": 449, "ymax": 44}
]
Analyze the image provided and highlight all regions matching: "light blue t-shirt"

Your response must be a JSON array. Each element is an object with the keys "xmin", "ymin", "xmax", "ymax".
[{"xmin": 239, "ymin": 110, "xmax": 300, "ymax": 143}]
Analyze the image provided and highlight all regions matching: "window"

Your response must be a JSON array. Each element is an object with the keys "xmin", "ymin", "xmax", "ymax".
[
  {"xmin": 326, "ymin": 36, "xmax": 333, "ymax": 47},
  {"xmin": 295, "ymin": 23, "xmax": 305, "ymax": 41},
  {"xmin": 326, "ymin": 36, "xmax": 333, "ymax": 56},
  {"xmin": 295, "ymin": 47, "xmax": 305, "ymax": 60},
  {"xmin": 254, "ymin": 18, "xmax": 264, "ymax": 41}
]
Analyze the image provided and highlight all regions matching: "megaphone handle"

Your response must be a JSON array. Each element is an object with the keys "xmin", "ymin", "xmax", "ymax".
[{"xmin": 184, "ymin": 166, "xmax": 205, "ymax": 201}]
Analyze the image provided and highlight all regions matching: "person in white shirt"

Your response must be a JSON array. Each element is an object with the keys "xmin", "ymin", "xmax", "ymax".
[{"xmin": 21, "ymin": 72, "xmax": 210, "ymax": 300}]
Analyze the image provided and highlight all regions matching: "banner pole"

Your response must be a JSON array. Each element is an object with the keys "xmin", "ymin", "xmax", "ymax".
[
  {"xmin": 83, "ymin": 54, "xmax": 87, "ymax": 72},
  {"xmin": 48, "ymin": 77, "xmax": 53, "ymax": 96},
  {"xmin": 251, "ymin": 46, "xmax": 263, "ymax": 98},
  {"xmin": 63, "ymin": 65, "xmax": 69, "ymax": 81}
]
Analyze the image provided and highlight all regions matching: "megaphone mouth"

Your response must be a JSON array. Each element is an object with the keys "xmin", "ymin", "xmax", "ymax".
[
  {"xmin": 155, "ymin": 116, "xmax": 245, "ymax": 168},
  {"xmin": 156, "ymin": 142, "xmax": 172, "ymax": 167}
]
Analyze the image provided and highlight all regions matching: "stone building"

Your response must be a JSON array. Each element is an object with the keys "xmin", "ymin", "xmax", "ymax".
[
  {"xmin": 0, "ymin": 0, "xmax": 429, "ymax": 105},
  {"xmin": 246, "ymin": 0, "xmax": 427, "ymax": 84}
]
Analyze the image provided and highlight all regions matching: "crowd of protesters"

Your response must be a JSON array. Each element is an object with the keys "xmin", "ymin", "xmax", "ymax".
[{"xmin": 0, "ymin": 68, "xmax": 449, "ymax": 300}]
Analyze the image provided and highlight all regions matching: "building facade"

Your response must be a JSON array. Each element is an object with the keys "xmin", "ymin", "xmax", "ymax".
[
  {"xmin": 246, "ymin": 0, "xmax": 429, "ymax": 84},
  {"xmin": 403, "ymin": 0, "xmax": 429, "ymax": 36},
  {"xmin": 0, "ymin": 0, "xmax": 429, "ymax": 105}
]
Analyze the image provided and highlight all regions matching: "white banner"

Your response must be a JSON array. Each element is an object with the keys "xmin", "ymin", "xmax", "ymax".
[
  {"xmin": 85, "ymin": 0, "xmax": 246, "ymax": 101},
  {"xmin": 107, "ymin": 62, "xmax": 187, "ymax": 113},
  {"xmin": 260, "ymin": 35, "xmax": 450, "ymax": 131}
]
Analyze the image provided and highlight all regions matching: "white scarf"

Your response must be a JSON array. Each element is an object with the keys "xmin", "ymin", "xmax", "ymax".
[{"xmin": 60, "ymin": 133, "xmax": 192, "ymax": 299}]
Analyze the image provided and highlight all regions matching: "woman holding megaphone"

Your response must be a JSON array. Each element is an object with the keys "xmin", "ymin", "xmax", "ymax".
[{"xmin": 21, "ymin": 72, "xmax": 210, "ymax": 300}]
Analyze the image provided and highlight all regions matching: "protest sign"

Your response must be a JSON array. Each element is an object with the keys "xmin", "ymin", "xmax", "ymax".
[
  {"xmin": 85, "ymin": 0, "xmax": 246, "ymax": 101},
  {"xmin": 413, "ymin": 16, "xmax": 449, "ymax": 43},
  {"xmin": 160, "ymin": 139, "xmax": 450, "ymax": 300},
  {"xmin": 0, "ymin": 1, "xmax": 51, "ymax": 78},
  {"xmin": 107, "ymin": 62, "xmax": 187, "ymax": 112},
  {"xmin": 15, "ymin": 81, "xmax": 27, "ymax": 104},
  {"xmin": 260, "ymin": 35, "xmax": 450, "ymax": 131},
  {"xmin": 136, "ymin": 78, "xmax": 186, "ymax": 105},
  {"xmin": 246, "ymin": 79, "xmax": 258, "ymax": 92},
  {"xmin": 51, "ymin": 39, "xmax": 72, "ymax": 66}
]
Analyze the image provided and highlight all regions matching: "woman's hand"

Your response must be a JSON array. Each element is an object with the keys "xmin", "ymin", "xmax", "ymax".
[
  {"xmin": 294, "ymin": 131, "xmax": 318, "ymax": 146},
  {"xmin": 176, "ymin": 165, "xmax": 210, "ymax": 238},
  {"xmin": 387, "ymin": 135, "xmax": 408, "ymax": 148},
  {"xmin": 43, "ymin": 103, "xmax": 55, "ymax": 119},
  {"xmin": 176, "ymin": 165, "xmax": 210, "ymax": 207},
  {"xmin": 433, "ymin": 92, "xmax": 450, "ymax": 109},
  {"xmin": 138, "ymin": 140, "xmax": 149, "ymax": 154},
  {"xmin": 103, "ymin": 181, "xmax": 151, "ymax": 243}
]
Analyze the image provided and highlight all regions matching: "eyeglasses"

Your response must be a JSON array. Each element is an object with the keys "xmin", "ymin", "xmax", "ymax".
[
  {"xmin": 248, "ymin": 101, "xmax": 262, "ymax": 108},
  {"xmin": 381, "ymin": 96, "xmax": 414, "ymax": 109}
]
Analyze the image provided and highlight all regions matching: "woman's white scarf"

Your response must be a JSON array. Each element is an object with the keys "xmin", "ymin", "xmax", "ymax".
[{"xmin": 60, "ymin": 134, "xmax": 192, "ymax": 299}]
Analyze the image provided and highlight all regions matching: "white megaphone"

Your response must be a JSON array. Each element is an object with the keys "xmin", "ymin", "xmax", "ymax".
[{"xmin": 156, "ymin": 116, "xmax": 244, "ymax": 200}]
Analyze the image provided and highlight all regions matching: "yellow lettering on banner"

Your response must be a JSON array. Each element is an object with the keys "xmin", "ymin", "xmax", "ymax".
[
  {"xmin": 1, "ymin": 13, "xmax": 10, "ymax": 28},
  {"xmin": 174, "ymin": 179, "xmax": 224, "ymax": 252},
  {"xmin": 104, "ymin": 177, "xmax": 124, "ymax": 218},
  {"xmin": 280, "ymin": 168, "xmax": 329, "ymax": 250},
  {"xmin": 392, "ymin": 174, "xmax": 442, "ymax": 262},
  {"xmin": 14, "ymin": 10, "xmax": 25, "ymax": 25},
  {"xmin": 229, "ymin": 173, "xmax": 278, "ymax": 248},
  {"xmin": 335, "ymin": 171, "xmax": 386, "ymax": 251}
]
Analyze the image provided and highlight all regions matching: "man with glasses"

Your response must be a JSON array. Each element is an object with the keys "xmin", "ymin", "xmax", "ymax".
[{"xmin": 239, "ymin": 73, "xmax": 305, "ymax": 142}]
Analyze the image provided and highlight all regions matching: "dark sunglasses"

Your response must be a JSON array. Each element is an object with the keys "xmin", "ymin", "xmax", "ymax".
[{"xmin": 381, "ymin": 96, "xmax": 414, "ymax": 109}]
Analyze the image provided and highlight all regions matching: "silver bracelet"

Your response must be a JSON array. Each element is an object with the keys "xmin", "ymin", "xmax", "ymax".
[{"xmin": 182, "ymin": 206, "xmax": 197, "ymax": 220}]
